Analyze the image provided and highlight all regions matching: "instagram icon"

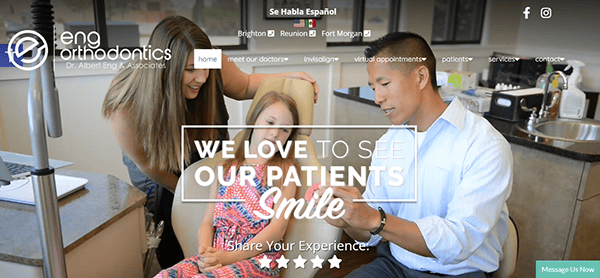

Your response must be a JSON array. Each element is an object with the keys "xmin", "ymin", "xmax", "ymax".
[{"xmin": 540, "ymin": 7, "xmax": 552, "ymax": 19}]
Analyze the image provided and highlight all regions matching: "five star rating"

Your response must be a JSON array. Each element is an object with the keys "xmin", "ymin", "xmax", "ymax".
[{"xmin": 258, "ymin": 254, "xmax": 342, "ymax": 269}]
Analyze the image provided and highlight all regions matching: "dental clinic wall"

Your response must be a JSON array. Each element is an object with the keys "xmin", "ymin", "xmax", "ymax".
[
  {"xmin": 514, "ymin": 0, "xmax": 600, "ymax": 119},
  {"xmin": 2, "ymin": 0, "xmax": 590, "ymax": 183}
]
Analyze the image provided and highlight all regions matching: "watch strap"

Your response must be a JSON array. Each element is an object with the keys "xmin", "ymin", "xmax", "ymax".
[{"xmin": 370, "ymin": 207, "xmax": 386, "ymax": 235}]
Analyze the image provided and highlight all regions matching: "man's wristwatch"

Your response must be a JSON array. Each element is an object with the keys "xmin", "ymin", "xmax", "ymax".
[{"xmin": 370, "ymin": 207, "xmax": 386, "ymax": 235}]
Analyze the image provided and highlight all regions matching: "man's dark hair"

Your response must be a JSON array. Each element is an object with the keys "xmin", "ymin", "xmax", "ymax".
[{"xmin": 365, "ymin": 32, "xmax": 437, "ymax": 89}]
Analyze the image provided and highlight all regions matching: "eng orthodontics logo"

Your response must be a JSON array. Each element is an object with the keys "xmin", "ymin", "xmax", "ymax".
[
  {"xmin": 2, "ymin": 29, "xmax": 172, "ymax": 71},
  {"xmin": 59, "ymin": 30, "xmax": 171, "ymax": 70},
  {"xmin": 3, "ymin": 30, "xmax": 48, "ymax": 71}
]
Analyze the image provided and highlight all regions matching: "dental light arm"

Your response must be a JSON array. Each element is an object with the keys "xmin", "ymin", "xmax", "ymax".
[{"xmin": 28, "ymin": 0, "xmax": 68, "ymax": 277}]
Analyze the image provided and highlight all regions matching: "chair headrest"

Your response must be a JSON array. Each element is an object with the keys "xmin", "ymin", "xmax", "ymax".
[{"xmin": 247, "ymin": 77, "xmax": 314, "ymax": 136}]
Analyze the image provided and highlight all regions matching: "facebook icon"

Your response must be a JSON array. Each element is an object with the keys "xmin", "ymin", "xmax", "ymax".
[
  {"xmin": 523, "ymin": 6, "xmax": 531, "ymax": 19},
  {"xmin": 0, "ymin": 44, "xmax": 24, "ymax": 68}
]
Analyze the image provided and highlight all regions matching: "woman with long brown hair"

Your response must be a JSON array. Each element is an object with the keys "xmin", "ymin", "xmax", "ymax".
[{"xmin": 102, "ymin": 16, "xmax": 317, "ymax": 268}]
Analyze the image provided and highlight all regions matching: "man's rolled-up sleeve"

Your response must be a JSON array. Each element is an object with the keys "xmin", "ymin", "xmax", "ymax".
[{"xmin": 356, "ymin": 233, "xmax": 382, "ymax": 247}]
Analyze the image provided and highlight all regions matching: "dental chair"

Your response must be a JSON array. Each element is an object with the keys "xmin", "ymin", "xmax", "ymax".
[
  {"xmin": 493, "ymin": 217, "xmax": 519, "ymax": 278},
  {"xmin": 172, "ymin": 77, "xmax": 343, "ymax": 277}
]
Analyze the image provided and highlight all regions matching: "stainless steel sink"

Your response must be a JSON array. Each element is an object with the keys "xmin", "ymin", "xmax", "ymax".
[{"xmin": 515, "ymin": 118, "xmax": 600, "ymax": 142}]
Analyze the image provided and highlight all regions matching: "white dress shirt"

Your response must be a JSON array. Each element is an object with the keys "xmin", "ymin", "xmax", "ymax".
[{"xmin": 361, "ymin": 98, "xmax": 513, "ymax": 275}]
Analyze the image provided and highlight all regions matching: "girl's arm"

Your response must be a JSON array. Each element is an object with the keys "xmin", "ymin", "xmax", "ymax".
[
  {"xmin": 220, "ymin": 53, "xmax": 319, "ymax": 102},
  {"xmin": 198, "ymin": 167, "xmax": 219, "ymax": 252},
  {"xmin": 108, "ymin": 108, "xmax": 179, "ymax": 191},
  {"xmin": 201, "ymin": 164, "xmax": 298, "ymax": 266},
  {"xmin": 196, "ymin": 164, "xmax": 221, "ymax": 272}
]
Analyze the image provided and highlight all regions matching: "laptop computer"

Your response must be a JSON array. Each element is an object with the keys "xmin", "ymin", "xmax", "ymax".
[{"xmin": 0, "ymin": 151, "xmax": 87, "ymax": 205}]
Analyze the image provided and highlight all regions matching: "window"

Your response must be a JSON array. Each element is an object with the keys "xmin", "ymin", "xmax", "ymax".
[
  {"xmin": 102, "ymin": 0, "xmax": 246, "ymax": 48},
  {"xmin": 0, "ymin": 0, "xmax": 248, "ymax": 49},
  {"xmin": 0, "ymin": 0, "xmax": 94, "ymax": 45},
  {"xmin": 326, "ymin": 0, "xmax": 401, "ymax": 45},
  {"xmin": 432, "ymin": 0, "xmax": 486, "ymax": 44}
]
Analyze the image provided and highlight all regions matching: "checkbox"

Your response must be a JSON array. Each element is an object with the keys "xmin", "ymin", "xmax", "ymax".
[
  {"xmin": 309, "ymin": 30, "xmax": 316, "ymax": 37},
  {"xmin": 364, "ymin": 30, "xmax": 371, "ymax": 37},
  {"xmin": 267, "ymin": 30, "xmax": 275, "ymax": 37}
]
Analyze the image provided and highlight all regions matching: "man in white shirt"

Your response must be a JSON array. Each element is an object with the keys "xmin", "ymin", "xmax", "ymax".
[{"xmin": 321, "ymin": 32, "xmax": 513, "ymax": 277}]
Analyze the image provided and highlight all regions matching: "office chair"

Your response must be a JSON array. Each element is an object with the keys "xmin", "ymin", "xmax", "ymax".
[{"xmin": 171, "ymin": 77, "xmax": 343, "ymax": 277}]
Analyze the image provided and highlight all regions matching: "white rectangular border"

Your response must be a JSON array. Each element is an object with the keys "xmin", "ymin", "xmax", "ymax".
[
  {"xmin": 181, "ymin": 125, "xmax": 417, "ymax": 203},
  {"xmin": 193, "ymin": 49, "xmax": 222, "ymax": 69}
]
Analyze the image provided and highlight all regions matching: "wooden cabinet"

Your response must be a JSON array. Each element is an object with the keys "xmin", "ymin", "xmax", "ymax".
[{"xmin": 0, "ymin": 170, "xmax": 147, "ymax": 278}]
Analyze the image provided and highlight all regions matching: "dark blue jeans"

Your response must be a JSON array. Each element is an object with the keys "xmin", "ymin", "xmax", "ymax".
[
  {"xmin": 346, "ymin": 242, "xmax": 491, "ymax": 278},
  {"xmin": 123, "ymin": 154, "xmax": 184, "ymax": 268}
]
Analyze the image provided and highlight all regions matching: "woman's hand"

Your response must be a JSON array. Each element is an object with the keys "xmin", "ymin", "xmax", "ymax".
[
  {"xmin": 197, "ymin": 247, "xmax": 232, "ymax": 272},
  {"xmin": 222, "ymin": 55, "xmax": 319, "ymax": 103},
  {"xmin": 279, "ymin": 72, "xmax": 319, "ymax": 103}
]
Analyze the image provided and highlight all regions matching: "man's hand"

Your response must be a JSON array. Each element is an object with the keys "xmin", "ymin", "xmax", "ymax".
[
  {"xmin": 315, "ymin": 184, "xmax": 349, "ymax": 228},
  {"xmin": 319, "ymin": 198, "xmax": 350, "ymax": 229},
  {"xmin": 318, "ymin": 185, "xmax": 380, "ymax": 232}
]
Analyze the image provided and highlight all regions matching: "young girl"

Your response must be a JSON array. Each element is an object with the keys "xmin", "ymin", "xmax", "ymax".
[
  {"xmin": 155, "ymin": 91, "xmax": 300, "ymax": 278},
  {"xmin": 103, "ymin": 16, "xmax": 317, "ymax": 268}
]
